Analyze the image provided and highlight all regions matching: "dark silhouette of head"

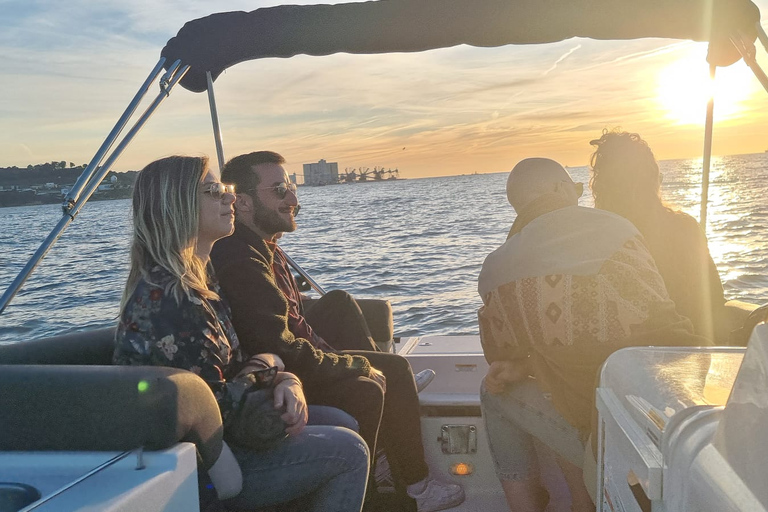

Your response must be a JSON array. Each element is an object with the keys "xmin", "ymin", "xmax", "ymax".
[{"xmin": 589, "ymin": 130, "xmax": 665, "ymax": 226}]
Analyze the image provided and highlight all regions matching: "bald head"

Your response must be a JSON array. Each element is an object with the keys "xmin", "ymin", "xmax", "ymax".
[{"xmin": 506, "ymin": 158, "xmax": 581, "ymax": 212}]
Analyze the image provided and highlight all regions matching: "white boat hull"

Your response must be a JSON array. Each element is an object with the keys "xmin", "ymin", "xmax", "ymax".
[{"xmin": 0, "ymin": 444, "xmax": 199, "ymax": 512}]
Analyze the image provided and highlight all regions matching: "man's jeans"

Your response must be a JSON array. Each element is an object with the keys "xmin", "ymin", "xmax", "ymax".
[
  {"xmin": 225, "ymin": 425, "xmax": 369, "ymax": 511},
  {"xmin": 481, "ymin": 378, "xmax": 585, "ymax": 482}
]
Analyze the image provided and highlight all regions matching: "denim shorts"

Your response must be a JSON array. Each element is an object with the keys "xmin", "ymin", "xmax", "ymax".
[{"xmin": 480, "ymin": 378, "xmax": 585, "ymax": 481}]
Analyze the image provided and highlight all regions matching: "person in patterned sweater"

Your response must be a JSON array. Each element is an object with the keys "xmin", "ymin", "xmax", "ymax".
[{"xmin": 478, "ymin": 158, "xmax": 708, "ymax": 512}]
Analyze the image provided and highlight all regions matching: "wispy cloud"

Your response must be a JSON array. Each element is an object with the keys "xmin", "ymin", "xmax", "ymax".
[
  {"xmin": 3, "ymin": 0, "xmax": 768, "ymax": 176},
  {"xmin": 542, "ymin": 44, "xmax": 582, "ymax": 76}
]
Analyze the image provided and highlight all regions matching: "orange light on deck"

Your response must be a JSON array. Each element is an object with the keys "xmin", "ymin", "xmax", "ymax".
[{"xmin": 451, "ymin": 463, "xmax": 474, "ymax": 476}]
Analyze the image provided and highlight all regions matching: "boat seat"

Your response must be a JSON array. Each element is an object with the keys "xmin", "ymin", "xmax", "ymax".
[
  {"xmin": 0, "ymin": 333, "xmax": 248, "ymax": 502},
  {"xmin": 302, "ymin": 297, "xmax": 394, "ymax": 351},
  {"xmin": 0, "ymin": 364, "xmax": 223, "ymax": 470},
  {"xmin": 0, "ymin": 297, "xmax": 393, "ymax": 364},
  {"xmin": 725, "ymin": 299, "xmax": 765, "ymax": 346},
  {"xmin": 0, "ymin": 326, "xmax": 116, "ymax": 365}
]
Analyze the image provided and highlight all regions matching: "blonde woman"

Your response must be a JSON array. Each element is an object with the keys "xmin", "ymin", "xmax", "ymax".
[{"xmin": 113, "ymin": 155, "xmax": 368, "ymax": 511}]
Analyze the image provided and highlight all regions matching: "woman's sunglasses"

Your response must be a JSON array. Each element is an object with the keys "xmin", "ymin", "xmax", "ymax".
[{"xmin": 202, "ymin": 182, "xmax": 236, "ymax": 200}]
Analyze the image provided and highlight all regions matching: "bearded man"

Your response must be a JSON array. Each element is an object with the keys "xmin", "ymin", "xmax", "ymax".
[{"xmin": 210, "ymin": 151, "xmax": 463, "ymax": 512}]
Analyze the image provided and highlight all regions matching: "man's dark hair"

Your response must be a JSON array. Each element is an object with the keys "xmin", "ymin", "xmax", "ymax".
[{"xmin": 222, "ymin": 151, "xmax": 285, "ymax": 192}]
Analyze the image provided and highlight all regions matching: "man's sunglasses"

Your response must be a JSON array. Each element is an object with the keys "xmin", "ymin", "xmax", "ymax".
[
  {"xmin": 251, "ymin": 182, "xmax": 298, "ymax": 199},
  {"xmin": 202, "ymin": 182, "xmax": 236, "ymax": 200}
]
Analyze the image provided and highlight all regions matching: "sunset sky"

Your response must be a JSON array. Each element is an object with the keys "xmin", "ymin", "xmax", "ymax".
[{"xmin": 3, "ymin": 0, "xmax": 768, "ymax": 178}]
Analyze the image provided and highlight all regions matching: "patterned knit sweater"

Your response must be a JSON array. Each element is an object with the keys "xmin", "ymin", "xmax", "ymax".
[{"xmin": 478, "ymin": 206, "xmax": 708, "ymax": 432}]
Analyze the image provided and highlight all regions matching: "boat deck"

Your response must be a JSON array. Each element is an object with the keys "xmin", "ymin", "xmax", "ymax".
[{"xmin": 398, "ymin": 335, "xmax": 573, "ymax": 512}]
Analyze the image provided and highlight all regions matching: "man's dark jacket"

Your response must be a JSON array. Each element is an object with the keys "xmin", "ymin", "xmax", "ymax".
[{"xmin": 211, "ymin": 222, "xmax": 371, "ymax": 387}]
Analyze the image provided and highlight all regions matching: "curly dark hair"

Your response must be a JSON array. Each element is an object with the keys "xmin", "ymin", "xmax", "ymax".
[{"xmin": 589, "ymin": 129, "xmax": 668, "ymax": 229}]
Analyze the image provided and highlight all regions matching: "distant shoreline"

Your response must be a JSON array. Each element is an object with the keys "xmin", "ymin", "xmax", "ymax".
[{"xmin": 0, "ymin": 191, "xmax": 132, "ymax": 209}]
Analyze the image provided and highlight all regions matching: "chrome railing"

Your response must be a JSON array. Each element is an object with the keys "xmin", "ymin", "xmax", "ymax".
[
  {"xmin": 204, "ymin": 73, "xmax": 327, "ymax": 296},
  {"xmin": 0, "ymin": 58, "xmax": 189, "ymax": 315},
  {"xmin": 700, "ymin": 23, "xmax": 768, "ymax": 228}
]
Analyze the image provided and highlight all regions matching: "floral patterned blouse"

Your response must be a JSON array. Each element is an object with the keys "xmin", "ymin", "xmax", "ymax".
[{"xmin": 114, "ymin": 265, "xmax": 246, "ymax": 415}]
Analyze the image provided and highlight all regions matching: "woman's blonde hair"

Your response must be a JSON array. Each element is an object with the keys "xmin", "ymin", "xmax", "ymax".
[{"xmin": 120, "ymin": 155, "xmax": 217, "ymax": 313}]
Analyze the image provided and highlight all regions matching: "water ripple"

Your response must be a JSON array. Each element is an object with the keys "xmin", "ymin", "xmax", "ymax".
[{"xmin": 3, "ymin": 154, "xmax": 768, "ymax": 344}]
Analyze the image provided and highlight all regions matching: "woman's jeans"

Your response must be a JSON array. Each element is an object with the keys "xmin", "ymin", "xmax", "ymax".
[
  {"xmin": 481, "ymin": 378, "xmax": 585, "ymax": 482},
  {"xmin": 225, "ymin": 425, "xmax": 369, "ymax": 512},
  {"xmin": 308, "ymin": 404, "xmax": 359, "ymax": 431}
]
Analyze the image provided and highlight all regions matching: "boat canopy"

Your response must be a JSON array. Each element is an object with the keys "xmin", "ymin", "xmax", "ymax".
[{"xmin": 161, "ymin": 0, "xmax": 760, "ymax": 93}]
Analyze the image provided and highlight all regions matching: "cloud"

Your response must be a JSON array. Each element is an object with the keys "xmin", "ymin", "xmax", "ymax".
[
  {"xmin": 542, "ymin": 44, "xmax": 582, "ymax": 76},
  {"xmin": 3, "ymin": 0, "xmax": 768, "ymax": 175}
]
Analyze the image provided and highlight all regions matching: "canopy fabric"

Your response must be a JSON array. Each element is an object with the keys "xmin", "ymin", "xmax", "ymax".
[{"xmin": 161, "ymin": 0, "xmax": 760, "ymax": 93}]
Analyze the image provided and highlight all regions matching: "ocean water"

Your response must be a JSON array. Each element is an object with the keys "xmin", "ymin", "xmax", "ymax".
[{"xmin": 2, "ymin": 153, "xmax": 768, "ymax": 344}]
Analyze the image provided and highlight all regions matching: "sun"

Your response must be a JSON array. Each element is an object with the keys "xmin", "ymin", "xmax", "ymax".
[{"xmin": 656, "ymin": 46, "xmax": 756, "ymax": 125}]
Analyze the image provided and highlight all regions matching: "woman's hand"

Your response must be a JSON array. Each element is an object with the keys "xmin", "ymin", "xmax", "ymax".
[
  {"xmin": 483, "ymin": 360, "xmax": 530, "ymax": 394},
  {"xmin": 273, "ymin": 372, "xmax": 308, "ymax": 436}
]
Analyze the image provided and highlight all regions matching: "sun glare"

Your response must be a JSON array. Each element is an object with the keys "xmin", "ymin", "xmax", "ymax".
[{"xmin": 656, "ymin": 48, "xmax": 755, "ymax": 125}]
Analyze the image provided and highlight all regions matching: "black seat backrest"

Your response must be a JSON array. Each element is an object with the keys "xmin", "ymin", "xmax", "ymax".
[
  {"xmin": 0, "ymin": 329, "xmax": 225, "ymax": 471},
  {"xmin": 302, "ymin": 297, "xmax": 394, "ymax": 346},
  {"xmin": 0, "ymin": 327, "xmax": 116, "ymax": 365},
  {"xmin": 0, "ymin": 364, "xmax": 223, "ymax": 470}
]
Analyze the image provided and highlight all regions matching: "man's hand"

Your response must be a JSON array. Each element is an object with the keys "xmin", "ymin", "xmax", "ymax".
[
  {"xmin": 369, "ymin": 367, "xmax": 387, "ymax": 394},
  {"xmin": 483, "ymin": 360, "xmax": 530, "ymax": 395},
  {"xmin": 273, "ymin": 372, "xmax": 308, "ymax": 436}
]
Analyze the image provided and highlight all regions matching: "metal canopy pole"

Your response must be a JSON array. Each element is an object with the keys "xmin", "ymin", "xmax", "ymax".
[
  {"xmin": 0, "ymin": 60, "xmax": 190, "ymax": 315},
  {"xmin": 700, "ymin": 63, "xmax": 716, "ymax": 228},
  {"xmin": 206, "ymin": 71, "xmax": 226, "ymax": 172},
  {"xmin": 701, "ymin": 26, "xmax": 768, "ymax": 226},
  {"xmin": 64, "ymin": 58, "xmax": 167, "ymax": 214},
  {"xmin": 731, "ymin": 28, "xmax": 768, "ymax": 94},
  {"xmin": 70, "ymin": 62, "xmax": 190, "ymax": 215},
  {"xmin": 758, "ymin": 23, "xmax": 768, "ymax": 52},
  {"xmin": 283, "ymin": 252, "xmax": 327, "ymax": 296},
  {"xmin": 204, "ymin": 71, "xmax": 327, "ymax": 296}
]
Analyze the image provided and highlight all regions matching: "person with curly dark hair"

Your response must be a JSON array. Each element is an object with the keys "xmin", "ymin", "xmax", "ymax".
[{"xmin": 589, "ymin": 130, "xmax": 727, "ymax": 342}]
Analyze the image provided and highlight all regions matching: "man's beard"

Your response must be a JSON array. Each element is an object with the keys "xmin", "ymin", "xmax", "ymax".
[{"xmin": 252, "ymin": 199, "xmax": 296, "ymax": 236}]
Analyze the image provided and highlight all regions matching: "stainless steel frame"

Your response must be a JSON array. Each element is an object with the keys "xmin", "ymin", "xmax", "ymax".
[
  {"xmin": 204, "ymin": 74, "xmax": 327, "ymax": 296},
  {"xmin": 206, "ymin": 71, "xmax": 227, "ymax": 173},
  {"xmin": 282, "ymin": 252, "xmax": 327, "ymax": 295},
  {"xmin": 700, "ymin": 23, "xmax": 768, "ymax": 228},
  {"xmin": 700, "ymin": 64, "xmax": 716, "ymax": 228},
  {"xmin": 0, "ymin": 58, "xmax": 189, "ymax": 315}
]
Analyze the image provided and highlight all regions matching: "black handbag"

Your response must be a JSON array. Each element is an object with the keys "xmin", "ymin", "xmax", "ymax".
[{"xmin": 223, "ymin": 366, "xmax": 289, "ymax": 451}]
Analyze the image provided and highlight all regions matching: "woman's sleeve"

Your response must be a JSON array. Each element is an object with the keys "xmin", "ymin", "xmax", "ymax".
[{"xmin": 114, "ymin": 285, "xmax": 232, "ymax": 411}]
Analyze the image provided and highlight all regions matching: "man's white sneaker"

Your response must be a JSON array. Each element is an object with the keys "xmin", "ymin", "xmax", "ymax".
[
  {"xmin": 414, "ymin": 369, "xmax": 436, "ymax": 393},
  {"xmin": 407, "ymin": 476, "xmax": 465, "ymax": 512}
]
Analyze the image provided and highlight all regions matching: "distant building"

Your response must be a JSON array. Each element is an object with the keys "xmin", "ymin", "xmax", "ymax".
[{"xmin": 303, "ymin": 159, "xmax": 338, "ymax": 186}]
